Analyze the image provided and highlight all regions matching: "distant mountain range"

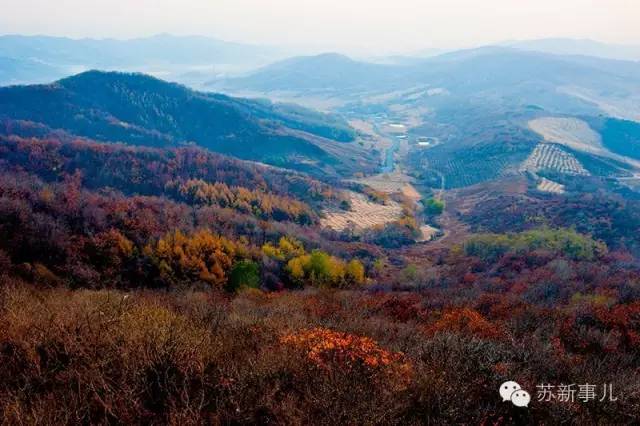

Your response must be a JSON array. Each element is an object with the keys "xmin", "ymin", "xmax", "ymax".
[
  {"xmin": 505, "ymin": 38, "xmax": 640, "ymax": 62},
  {"xmin": 207, "ymin": 44, "xmax": 640, "ymax": 191},
  {"xmin": 1, "ymin": 34, "xmax": 639, "ymax": 88},
  {"xmin": 0, "ymin": 71, "xmax": 376, "ymax": 176},
  {"xmin": 2, "ymin": 35, "xmax": 639, "ymax": 189},
  {"xmin": 214, "ymin": 53, "xmax": 397, "ymax": 93},
  {"xmin": 0, "ymin": 34, "xmax": 283, "ymax": 67},
  {"xmin": 0, "ymin": 56, "xmax": 66, "ymax": 86},
  {"xmin": 0, "ymin": 34, "xmax": 289, "ymax": 86},
  {"xmin": 213, "ymin": 47, "xmax": 640, "ymax": 120}
]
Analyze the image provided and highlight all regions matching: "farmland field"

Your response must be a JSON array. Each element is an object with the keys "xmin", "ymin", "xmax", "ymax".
[
  {"xmin": 529, "ymin": 117, "xmax": 603, "ymax": 153},
  {"xmin": 521, "ymin": 143, "xmax": 589, "ymax": 176},
  {"xmin": 321, "ymin": 191, "xmax": 403, "ymax": 231},
  {"xmin": 536, "ymin": 177, "xmax": 566, "ymax": 194},
  {"xmin": 415, "ymin": 142, "xmax": 533, "ymax": 189}
]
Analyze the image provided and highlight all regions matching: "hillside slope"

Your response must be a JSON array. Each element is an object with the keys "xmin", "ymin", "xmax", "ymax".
[
  {"xmin": 212, "ymin": 53, "xmax": 400, "ymax": 93},
  {"xmin": 0, "ymin": 71, "xmax": 374, "ymax": 176},
  {"xmin": 217, "ymin": 48, "xmax": 640, "ymax": 118}
]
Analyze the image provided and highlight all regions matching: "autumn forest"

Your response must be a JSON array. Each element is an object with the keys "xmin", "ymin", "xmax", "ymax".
[{"xmin": 0, "ymin": 63, "xmax": 639, "ymax": 426}]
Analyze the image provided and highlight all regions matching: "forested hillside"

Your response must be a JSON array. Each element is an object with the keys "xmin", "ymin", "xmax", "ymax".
[
  {"xmin": 1, "ymin": 49, "xmax": 640, "ymax": 425},
  {"xmin": 0, "ymin": 71, "xmax": 370, "ymax": 177},
  {"xmin": 0, "ymin": 135, "xmax": 379, "ymax": 289}
]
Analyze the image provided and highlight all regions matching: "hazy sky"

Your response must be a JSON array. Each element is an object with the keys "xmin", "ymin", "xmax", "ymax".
[{"xmin": 1, "ymin": 0, "xmax": 639, "ymax": 54}]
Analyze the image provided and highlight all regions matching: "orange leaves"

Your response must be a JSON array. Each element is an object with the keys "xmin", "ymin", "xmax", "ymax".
[
  {"xmin": 359, "ymin": 294, "xmax": 427, "ymax": 323},
  {"xmin": 590, "ymin": 301, "xmax": 640, "ymax": 351},
  {"xmin": 282, "ymin": 328, "xmax": 398, "ymax": 369},
  {"xmin": 425, "ymin": 308, "xmax": 504, "ymax": 340},
  {"xmin": 462, "ymin": 272, "xmax": 477, "ymax": 284},
  {"xmin": 88, "ymin": 229, "xmax": 135, "ymax": 277},
  {"xmin": 145, "ymin": 229, "xmax": 238, "ymax": 287},
  {"xmin": 169, "ymin": 178, "xmax": 315, "ymax": 224},
  {"xmin": 554, "ymin": 300, "xmax": 640, "ymax": 358},
  {"xmin": 281, "ymin": 327, "xmax": 412, "ymax": 383}
]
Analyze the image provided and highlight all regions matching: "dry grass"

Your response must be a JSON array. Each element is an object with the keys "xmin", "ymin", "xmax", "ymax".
[
  {"xmin": 353, "ymin": 172, "xmax": 422, "ymax": 203},
  {"xmin": 528, "ymin": 117, "xmax": 603, "ymax": 154},
  {"xmin": 321, "ymin": 191, "xmax": 403, "ymax": 232},
  {"xmin": 417, "ymin": 225, "xmax": 441, "ymax": 242},
  {"xmin": 0, "ymin": 284, "xmax": 423, "ymax": 425},
  {"xmin": 0, "ymin": 282, "xmax": 638, "ymax": 424}
]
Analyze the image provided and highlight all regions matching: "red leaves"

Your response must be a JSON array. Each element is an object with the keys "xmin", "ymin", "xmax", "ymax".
[
  {"xmin": 375, "ymin": 294, "xmax": 427, "ymax": 323},
  {"xmin": 558, "ymin": 301, "xmax": 640, "ymax": 355},
  {"xmin": 462, "ymin": 272, "xmax": 477, "ymax": 284},
  {"xmin": 425, "ymin": 308, "xmax": 505, "ymax": 340},
  {"xmin": 280, "ymin": 327, "xmax": 413, "ymax": 387}
]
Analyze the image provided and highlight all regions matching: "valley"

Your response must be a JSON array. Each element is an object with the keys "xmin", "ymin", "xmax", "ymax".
[
  {"xmin": 212, "ymin": 48, "xmax": 640, "ymax": 250},
  {"xmin": 2, "ymin": 33, "xmax": 640, "ymax": 425},
  {"xmin": 341, "ymin": 113, "xmax": 445, "ymax": 243}
]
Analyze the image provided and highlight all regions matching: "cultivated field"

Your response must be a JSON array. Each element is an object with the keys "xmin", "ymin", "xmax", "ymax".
[
  {"xmin": 536, "ymin": 177, "xmax": 566, "ymax": 194},
  {"xmin": 528, "ymin": 117, "xmax": 603, "ymax": 154},
  {"xmin": 419, "ymin": 155, "xmax": 523, "ymax": 189},
  {"xmin": 353, "ymin": 171, "xmax": 422, "ymax": 202},
  {"xmin": 529, "ymin": 116, "xmax": 640, "ymax": 170},
  {"xmin": 521, "ymin": 143, "xmax": 589, "ymax": 176},
  {"xmin": 321, "ymin": 191, "xmax": 403, "ymax": 231}
]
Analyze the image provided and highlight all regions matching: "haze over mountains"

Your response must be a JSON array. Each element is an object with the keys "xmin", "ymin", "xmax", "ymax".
[
  {"xmin": 505, "ymin": 38, "xmax": 640, "ymax": 62},
  {"xmin": 213, "ymin": 47, "xmax": 640, "ymax": 116},
  {"xmin": 207, "ymin": 42, "xmax": 640, "ymax": 194},
  {"xmin": 1, "ymin": 34, "xmax": 639, "ymax": 87},
  {"xmin": 2, "ymin": 34, "xmax": 639, "ymax": 193},
  {"xmin": 214, "ymin": 53, "xmax": 397, "ymax": 93},
  {"xmin": 0, "ymin": 34, "xmax": 288, "ymax": 86}
]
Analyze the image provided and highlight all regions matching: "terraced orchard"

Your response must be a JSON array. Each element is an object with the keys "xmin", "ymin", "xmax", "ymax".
[
  {"xmin": 521, "ymin": 143, "xmax": 589, "ymax": 176},
  {"xmin": 415, "ymin": 142, "xmax": 532, "ymax": 189},
  {"xmin": 536, "ymin": 177, "xmax": 566, "ymax": 194}
]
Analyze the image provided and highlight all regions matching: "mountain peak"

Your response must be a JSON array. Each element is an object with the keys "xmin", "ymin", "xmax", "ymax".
[{"xmin": 57, "ymin": 70, "xmax": 182, "ymax": 92}]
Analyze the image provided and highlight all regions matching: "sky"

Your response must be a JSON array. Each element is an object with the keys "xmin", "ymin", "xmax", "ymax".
[{"xmin": 1, "ymin": 0, "xmax": 639, "ymax": 54}]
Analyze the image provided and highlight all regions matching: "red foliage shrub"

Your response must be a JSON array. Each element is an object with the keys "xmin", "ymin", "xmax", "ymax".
[{"xmin": 425, "ymin": 308, "xmax": 505, "ymax": 340}]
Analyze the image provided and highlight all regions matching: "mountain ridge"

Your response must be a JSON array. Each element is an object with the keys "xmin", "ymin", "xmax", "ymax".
[
  {"xmin": 0, "ymin": 70, "xmax": 374, "ymax": 177},
  {"xmin": 504, "ymin": 38, "xmax": 640, "ymax": 61}
]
